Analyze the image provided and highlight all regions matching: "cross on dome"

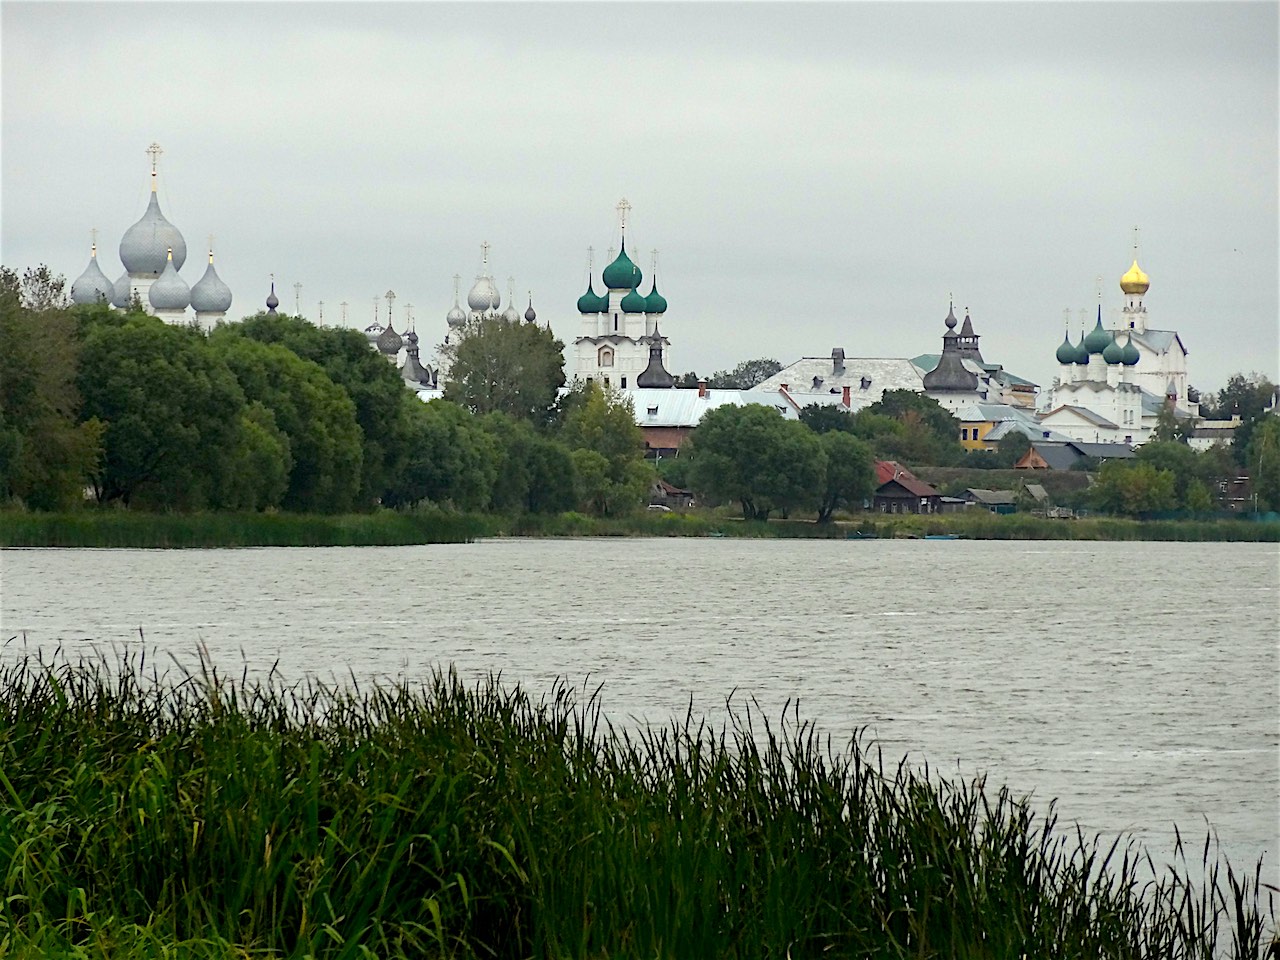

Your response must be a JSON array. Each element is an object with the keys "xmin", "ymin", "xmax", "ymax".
[{"xmin": 616, "ymin": 197, "xmax": 632, "ymax": 234}]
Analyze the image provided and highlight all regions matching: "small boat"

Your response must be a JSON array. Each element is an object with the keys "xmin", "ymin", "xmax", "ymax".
[{"xmin": 923, "ymin": 533, "xmax": 961, "ymax": 540}]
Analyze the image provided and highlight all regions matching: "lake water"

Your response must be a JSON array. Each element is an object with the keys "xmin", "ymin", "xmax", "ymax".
[{"xmin": 2, "ymin": 538, "xmax": 1277, "ymax": 885}]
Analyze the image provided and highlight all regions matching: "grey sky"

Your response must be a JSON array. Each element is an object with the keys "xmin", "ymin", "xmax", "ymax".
[{"xmin": 3, "ymin": 1, "xmax": 1276, "ymax": 393}]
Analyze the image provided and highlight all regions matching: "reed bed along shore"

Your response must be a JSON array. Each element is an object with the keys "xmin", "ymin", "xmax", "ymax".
[
  {"xmin": 0, "ymin": 508, "xmax": 495, "ymax": 548},
  {"xmin": 3, "ymin": 507, "xmax": 1277, "ymax": 548},
  {"xmin": 1, "ymin": 652, "xmax": 1274, "ymax": 959}
]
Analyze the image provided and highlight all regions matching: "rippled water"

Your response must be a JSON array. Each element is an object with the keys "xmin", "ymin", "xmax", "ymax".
[{"xmin": 2, "ymin": 539, "xmax": 1277, "ymax": 883}]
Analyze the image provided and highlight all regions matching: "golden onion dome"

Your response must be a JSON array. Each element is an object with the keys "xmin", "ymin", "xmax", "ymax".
[{"xmin": 1120, "ymin": 258, "xmax": 1150, "ymax": 295}]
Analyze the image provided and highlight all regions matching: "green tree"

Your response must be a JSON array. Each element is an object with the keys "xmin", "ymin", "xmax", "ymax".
[
  {"xmin": 78, "ymin": 316, "xmax": 248, "ymax": 508},
  {"xmin": 688, "ymin": 404, "xmax": 824, "ymax": 520},
  {"xmin": 0, "ymin": 264, "xmax": 69, "ymax": 311},
  {"xmin": 442, "ymin": 315, "xmax": 566, "ymax": 423},
  {"xmin": 478, "ymin": 412, "xmax": 576, "ymax": 515},
  {"xmin": 799, "ymin": 403, "xmax": 857, "ymax": 435},
  {"xmin": 866, "ymin": 390, "xmax": 963, "ymax": 466},
  {"xmin": 706, "ymin": 358, "xmax": 783, "ymax": 389},
  {"xmin": 217, "ymin": 402, "xmax": 292, "ymax": 511},
  {"xmin": 0, "ymin": 271, "xmax": 102, "ymax": 508},
  {"xmin": 1090, "ymin": 461, "xmax": 1177, "ymax": 517},
  {"xmin": 1136, "ymin": 441, "xmax": 1200, "ymax": 507},
  {"xmin": 384, "ymin": 399, "xmax": 499, "ymax": 511},
  {"xmin": 559, "ymin": 382, "xmax": 652, "ymax": 516},
  {"xmin": 231, "ymin": 313, "xmax": 414, "ymax": 508},
  {"xmin": 815, "ymin": 431, "xmax": 874, "ymax": 522},
  {"xmin": 210, "ymin": 334, "xmax": 363, "ymax": 512},
  {"xmin": 1244, "ymin": 416, "xmax": 1280, "ymax": 511}
]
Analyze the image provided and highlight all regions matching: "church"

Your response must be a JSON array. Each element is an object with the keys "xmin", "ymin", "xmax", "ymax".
[
  {"xmin": 572, "ymin": 199, "xmax": 674, "ymax": 389},
  {"xmin": 1039, "ymin": 240, "xmax": 1195, "ymax": 444},
  {"xmin": 69, "ymin": 143, "xmax": 233, "ymax": 329}
]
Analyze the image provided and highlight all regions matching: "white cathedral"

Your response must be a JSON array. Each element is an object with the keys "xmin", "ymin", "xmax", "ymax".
[
  {"xmin": 572, "ymin": 199, "xmax": 674, "ymax": 389},
  {"xmin": 69, "ymin": 143, "xmax": 233, "ymax": 329},
  {"xmin": 1039, "ymin": 241, "xmax": 1194, "ymax": 444}
]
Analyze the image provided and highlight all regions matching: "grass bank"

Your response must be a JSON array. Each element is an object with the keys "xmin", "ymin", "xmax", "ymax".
[
  {"xmin": 0, "ymin": 652, "xmax": 1274, "ymax": 959},
  {"xmin": 0, "ymin": 508, "xmax": 497, "ymax": 548},
  {"xmin": 3, "ymin": 508, "xmax": 1276, "ymax": 547}
]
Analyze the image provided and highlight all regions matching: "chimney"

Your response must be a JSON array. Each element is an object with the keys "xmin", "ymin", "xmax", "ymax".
[
  {"xmin": 780, "ymin": 383, "xmax": 789, "ymax": 391},
  {"xmin": 697, "ymin": 378, "xmax": 707, "ymax": 398},
  {"xmin": 842, "ymin": 385, "xmax": 851, "ymax": 408},
  {"xmin": 832, "ymin": 347, "xmax": 846, "ymax": 372}
]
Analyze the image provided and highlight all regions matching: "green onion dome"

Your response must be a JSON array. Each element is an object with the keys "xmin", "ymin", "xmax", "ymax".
[
  {"xmin": 645, "ymin": 280, "xmax": 667, "ymax": 315},
  {"xmin": 1121, "ymin": 335, "xmax": 1140, "ymax": 366},
  {"xmin": 1072, "ymin": 334, "xmax": 1090, "ymax": 364},
  {"xmin": 1055, "ymin": 333, "xmax": 1077, "ymax": 365},
  {"xmin": 602, "ymin": 242, "xmax": 641, "ymax": 290},
  {"xmin": 620, "ymin": 285, "xmax": 648, "ymax": 313},
  {"xmin": 1102, "ymin": 335, "xmax": 1125, "ymax": 365},
  {"xmin": 576, "ymin": 279, "xmax": 607, "ymax": 313},
  {"xmin": 1083, "ymin": 313, "xmax": 1111, "ymax": 354}
]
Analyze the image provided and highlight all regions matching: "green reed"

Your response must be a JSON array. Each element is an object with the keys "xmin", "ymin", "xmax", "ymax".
[
  {"xmin": 0, "ymin": 650, "xmax": 1275, "ymax": 958},
  {"xmin": 0, "ymin": 508, "xmax": 496, "ymax": 548}
]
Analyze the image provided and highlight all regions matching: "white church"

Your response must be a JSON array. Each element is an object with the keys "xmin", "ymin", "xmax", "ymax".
[{"xmin": 1039, "ymin": 241, "xmax": 1195, "ymax": 444}]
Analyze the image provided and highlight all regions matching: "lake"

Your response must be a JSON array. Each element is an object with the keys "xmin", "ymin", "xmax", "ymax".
[{"xmin": 2, "ymin": 538, "xmax": 1277, "ymax": 884}]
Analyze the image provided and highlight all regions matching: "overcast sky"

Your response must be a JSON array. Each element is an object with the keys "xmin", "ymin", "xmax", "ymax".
[{"xmin": 3, "ymin": 2, "xmax": 1276, "ymax": 393}]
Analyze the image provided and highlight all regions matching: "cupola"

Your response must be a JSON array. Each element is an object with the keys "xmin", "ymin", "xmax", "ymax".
[
  {"xmin": 70, "ymin": 241, "xmax": 116, "ymax": 305},
  {"xmin": 577, "ymin": 278, "xmax": 607, "ymax": 313},
  {"xmin": 1121, "ymin": 334, "xmax": 1140, "ymax": 366},
  {"xmin": 147, "ymin": 249, "xmax": 191, "ymax": 311},
  {"xmin": 1102, "ymin": 335, "xmax": 1125, "ymax": 365},
  {"xmin": 189, "ymin": 250, "xmax": 233, "ymax": 314},
  {"xmin": 1120, "ymin": 259, "xmax": 1150, "ymax": 296},
  {"xmin": 620, "ymin": 283, "xmax": 648, "ymax": 313},
  {"xmin": 602, "ymin": 242, "xmax": 641, "ymax": 291},
  {"xmin": 1083, "ymin": 312, "xmax": 1111, "ymax": 354},
  {"xmin": 120, "ymin": 144, "xmax": 186, "ymax": 276}
]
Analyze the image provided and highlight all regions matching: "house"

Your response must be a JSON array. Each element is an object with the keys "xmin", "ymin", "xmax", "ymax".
[
  {"xmin": 650, "ymin": 478, "xmax": 695, "ymax": 509},
  {"xmin": 872, "ymin": 461, "xmax": 942, "ymax": 514},
  {"xmin": 954, "ymin": 403, "xmax": 1071, "ymax": 450},
  {"xmin": 625, "ymin": 382, "xmax": 798, "ymax": 457},
  {"xmin": 1015, "ymin": 440, "xmax": 1135, "ymax": 470},
  {"xmin": 958, "ymin": 488, "xmax": 1018, "ymax": 514}
]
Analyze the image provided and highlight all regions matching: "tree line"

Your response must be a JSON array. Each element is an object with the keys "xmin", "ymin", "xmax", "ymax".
[{"xmin": 0, "ymin": 267, "xmax": 652, "ymax": 517}]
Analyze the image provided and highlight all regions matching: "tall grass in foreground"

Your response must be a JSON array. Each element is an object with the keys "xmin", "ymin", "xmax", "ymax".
[{"xmin": 0, "ymin": 651, "xmax": 1276, "ymax": 959}]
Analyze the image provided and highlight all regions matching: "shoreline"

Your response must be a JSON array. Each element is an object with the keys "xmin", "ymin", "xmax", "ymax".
[{"xmin": 2, "ymin": 509, "xmax": 1278, "ymax": 547}]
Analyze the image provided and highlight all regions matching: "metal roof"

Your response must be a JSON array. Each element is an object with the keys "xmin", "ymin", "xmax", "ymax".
[
  {"xmin": 757, "ymin": 357, "xmax": 925, "ymax": 402},
  {"xmin": 626, "ymin": 387, "xmax": 797, "ymax": 427}
]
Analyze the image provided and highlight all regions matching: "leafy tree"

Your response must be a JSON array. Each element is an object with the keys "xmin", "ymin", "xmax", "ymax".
[
  {"xmin": 560, "ymin": 382, "xmax": 651, "ymax": 516},
  {"xmin": 210, "ymin": 334, "xmax": 363, "ymax": 512},
  {"xmin": 799, "ymin": 403, "xmax": 857, "ymax": 435},
  {"xmin": 0, "ymin": 264, "xmax": 69, "ymax": 311},
  {"xmin": 1136, "ymin": 441, "xmax": 1200, "ymax": 506},
  {"xmin": 1090, "ymin": 461, "xmax": 1177, "ymax": 517},
  {"xmin": 706, "ymin": 358, "xmax": 783, "ymax": 390},
  {"xmin": 78, "ymin": 316, "xmax": 248, "ymax": 508},
  {"xmin": 442, "ymin": 315, "xmax": 566, "ymax": 423},
  {"xmin": 674, "ymin": 371, "xmax": 700, "ymax": 388},
  {"xmin": 1152, "ymin": 404, "xmax": 1196, "ymax": 443},
  {"xmin": 0, "ymin": 272, "xmax": 102, "ymax": 508},
  {"xmin": 231, "ymin": 313, "xmax": 414, "ymax": 508},
  {"xmin": 218, "ymin": 402, "xmax": 292, "ymax": 511},
  {"xmin": 688, "ymin": 404, "xmax": 824, "ymax": 520},
  {"xmin": 1183, "ymin": 479, "xmax": 1214, "ymax": 514},
  {"xmin": 478, "ymin": 413, "xmax": 576, "ymax": 515},
  {"xmin": 384, "ymin": 399, "xmax": 499, "ymax": 511},
  {"xmin": 1244, "ymin": 416, "xmax": 1280, "ymax": 511},
  {"xmin": 815, "ymin": 431, "xmax": 874, "ymax": 522},
  {"xmin": 866, "ymin": 390, "xmax": 963, "ymax": 466}
]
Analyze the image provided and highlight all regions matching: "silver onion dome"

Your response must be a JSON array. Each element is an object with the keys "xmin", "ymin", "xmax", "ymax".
[
  {"xmin": 468, "ymin": 275, "xmax": 500, "ymax": 312},
  {"xmin": 71, "ymin": 248, "xmax": 116, "ymax": 305},
  {"xmin": 447, "ymin": 301, "xmax": 467, "ymax": 328},
  {"xmin": 501, "ymin": 302, "xmax": 520, "ymax": 323},
  {"xmin": 120, "ymin": 191, "xmax": 187, "ymax": 275},
  {"xmin": 190, "ymin": 256, "xmax": 233, "ymax": 313},
  {"xmin": 148, "ymin": 252, "xmax": 191, "ymax": 310},
  {"xmin": 524, "ymin": 300, "xmax": 537, "ymax": 323},
  {"xmin": 111, "ymin": 272, "xmax": 132, "ymax": 308},
  {"xmin": 376, "ymin": 323, "xmax": 404, "ymax": 356}
]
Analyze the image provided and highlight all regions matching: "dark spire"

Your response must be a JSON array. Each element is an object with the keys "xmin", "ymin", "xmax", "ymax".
[
  {"xmin": 266, "ymin": 281, "xmax": 279, "ymax": 315},
  {"xmin": 636, "ymin": 324, "xmax": 675, "ymax": 388},
  {"xmin": 922, "ymin": 301, "xmax": 979, "ymax": 393}
]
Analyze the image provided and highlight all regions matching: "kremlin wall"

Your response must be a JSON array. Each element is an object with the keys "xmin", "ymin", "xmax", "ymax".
[{"xmin": 69, "ymin": 147, "xmax": 1211, "ymax": 452}]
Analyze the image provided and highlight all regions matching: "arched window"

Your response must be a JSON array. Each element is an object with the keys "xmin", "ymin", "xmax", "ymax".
[{"xmin": 598, "ymin": 346, "xmax": 615, "ymax": 368}]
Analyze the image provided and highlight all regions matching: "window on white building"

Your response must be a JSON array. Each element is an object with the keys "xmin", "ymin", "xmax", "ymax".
[{"xmin": 598, "ymin": 346, "xmax": 614, "ymax": 368}]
